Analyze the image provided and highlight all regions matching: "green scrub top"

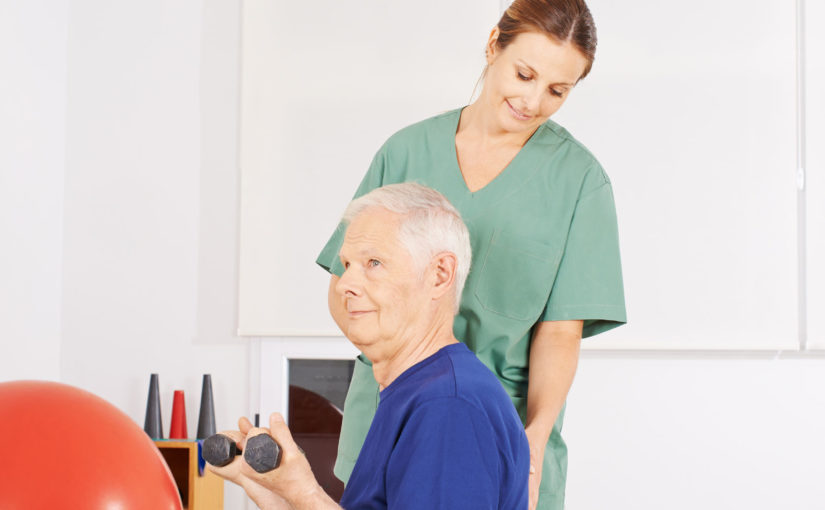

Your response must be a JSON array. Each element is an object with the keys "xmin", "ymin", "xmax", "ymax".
[{"xmin": 316, "ymin": 108, "xmax": 626, "ymax": 510}]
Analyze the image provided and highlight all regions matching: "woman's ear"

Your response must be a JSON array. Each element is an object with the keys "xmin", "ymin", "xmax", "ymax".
[
  {"xmin": 486, "ymin": 26, "xmax": 501, "ymax": 65},
  {"xmin": 430, "ymin": 252, "xmax": 458, "ymax": 301}
]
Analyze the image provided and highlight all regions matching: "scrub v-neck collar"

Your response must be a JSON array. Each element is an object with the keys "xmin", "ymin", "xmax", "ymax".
[{"xmin": 448, "ymin": 107, "xmax": 544, "ymax": 199}]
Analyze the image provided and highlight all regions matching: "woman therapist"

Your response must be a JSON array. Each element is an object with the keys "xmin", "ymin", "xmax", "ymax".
[{"xmin": 316, "ymin": 1, "xmax": 626, "ymax": 508}]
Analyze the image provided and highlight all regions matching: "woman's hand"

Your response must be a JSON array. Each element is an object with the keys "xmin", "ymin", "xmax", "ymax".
[{"xmin": 526, "ymin": 431, "xmax": 546, "ymax": 510}]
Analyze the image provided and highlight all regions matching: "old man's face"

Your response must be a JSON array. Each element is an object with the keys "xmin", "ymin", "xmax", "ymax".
[{"xmin": 335, "ymin": 207, "xmax": 432, "ymax": 351}]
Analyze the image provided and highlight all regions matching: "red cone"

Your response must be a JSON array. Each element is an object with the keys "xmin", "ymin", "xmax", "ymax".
[{"xmin": 169, "ymin": 390, "xmax": 188, "ymax": 439}]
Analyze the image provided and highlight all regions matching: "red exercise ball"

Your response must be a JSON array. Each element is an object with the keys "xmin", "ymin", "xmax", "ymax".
[{"xmin": 0, "ymin": 380, "xmax": 182, "ymax": 510}]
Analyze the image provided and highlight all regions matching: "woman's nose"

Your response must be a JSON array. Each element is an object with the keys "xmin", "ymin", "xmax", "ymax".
[{"xmin": 522, "ymin": 85, "xmax": 542, "ymax": 112}]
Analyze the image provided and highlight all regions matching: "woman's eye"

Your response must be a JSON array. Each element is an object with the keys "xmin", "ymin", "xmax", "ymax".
[
  {"xmin": 343, "ymin": 261, "xmax": 350, "ymax": 269},
  {"xmin": 517, "ymin": 71, "xmax": 530, "ymax": 81},
  {"xmin": 368, "ymin": 259, "xmax": 381, "ymax": 268},
  {"xmin": 550, "ymin": 88, "xmax": 563, "ymax": 98}
]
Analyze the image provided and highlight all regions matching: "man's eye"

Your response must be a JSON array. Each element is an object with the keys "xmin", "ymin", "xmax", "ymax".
[
  {"xmin": 368, "ymin": 259, "xmax": 381, "ymax": 268},
  {"xmin": 343, "ymin": 261, "xmax": 350, "ymax": 269}
]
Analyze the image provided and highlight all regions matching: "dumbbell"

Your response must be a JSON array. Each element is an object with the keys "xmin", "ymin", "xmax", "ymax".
[{"xmin": 202, "ymin": 433, "xmax": 282, "ymax": 473}]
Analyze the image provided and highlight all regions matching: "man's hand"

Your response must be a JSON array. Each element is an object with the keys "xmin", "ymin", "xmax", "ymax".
[
  {"xmin": 206, "ymin": 417, "xmax": 294, "ymax": 509},
  {"xmin": 208, "ymin": 413, "xmax": 341, "ymax": 510},
  {"xmin": 238, "ymin": 413, "xmax": 332, "ymax": 508}
]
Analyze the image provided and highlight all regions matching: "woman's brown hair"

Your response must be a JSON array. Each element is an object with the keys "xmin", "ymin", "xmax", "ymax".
[{"xmin": 496, "ymin": 0, "xmax": 597, "ymax": 80}]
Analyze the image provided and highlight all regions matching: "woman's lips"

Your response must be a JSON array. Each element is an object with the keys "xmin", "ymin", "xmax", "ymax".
[{"xmin": 506, "ymin": 100, "xmax": 531, "ymax": 121}]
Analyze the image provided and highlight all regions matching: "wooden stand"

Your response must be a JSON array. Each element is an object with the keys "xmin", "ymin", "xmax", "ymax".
[{"xmin": 155, "ymin": 440, "xmax": 224, "ymax": 510}]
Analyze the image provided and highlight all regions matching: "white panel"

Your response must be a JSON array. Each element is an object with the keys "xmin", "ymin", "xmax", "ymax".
[
  {"xmin": 555, "ymin": 0, "xmax": 799, "ymax": 349},
  {"xmin": 239, "ymin": 0, "xmax": 499, "ymax": 335},
  {"xmin": 807, "ymin": 0, "xmax": 825, "ymax": 349},
  {"xmin": 258, "ymin": 337, "xmax": 359, "ymax": 423}
]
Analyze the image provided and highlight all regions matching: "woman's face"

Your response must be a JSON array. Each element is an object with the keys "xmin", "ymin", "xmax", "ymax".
[{"xmin": 482, "ymin": 29, "xmax": 589, "ymax": 135}]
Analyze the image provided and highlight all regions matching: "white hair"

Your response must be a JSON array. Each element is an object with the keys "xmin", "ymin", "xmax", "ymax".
[{"xmin": 342, "ymin": 183, "xmax": 472, "ymax": 310}]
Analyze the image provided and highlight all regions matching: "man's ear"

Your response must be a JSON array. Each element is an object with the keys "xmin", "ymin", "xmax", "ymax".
[{"xmin": 430, "ymin": 251, "xmax": 458, "ymax": 301}]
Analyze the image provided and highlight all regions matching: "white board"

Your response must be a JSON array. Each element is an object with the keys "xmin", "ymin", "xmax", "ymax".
[
  {"xmin": 240, "ymin": 0, "xmax": 803, "ymax": 350},
  {"xmin": 806, "ymin": 0, "xmax": 825, "ymax": 349},
  {"xmin": 552, "ymin": 0, "xmax": 799, "ymax": 349},
  {"xmin": 238, "ymin": 0, "xmax": 499, "ymax": 335}
]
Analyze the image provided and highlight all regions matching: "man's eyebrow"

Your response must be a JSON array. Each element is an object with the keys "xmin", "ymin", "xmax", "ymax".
[
  {"xmin": 338, "ymin": 246, "xmax": 384, "ymax": 258},
  {"xmin": 358, "ymin": 247, "xmax": 385, "ymax": 258}
]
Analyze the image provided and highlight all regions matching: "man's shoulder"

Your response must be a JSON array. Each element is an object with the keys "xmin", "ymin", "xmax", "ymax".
[
  {"xmin": 387, "ymin": 344, "xmax": 481, "ymax": 404},
  {"xmin": 446, "ymin": 346, "xmax": 518, "ymax": 414},
  {"xmin": 407, "ymin": 344, "xmax": 516, "ymax": 419}
]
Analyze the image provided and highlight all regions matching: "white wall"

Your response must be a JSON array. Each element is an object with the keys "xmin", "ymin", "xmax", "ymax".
[
  {"xmin": 566, "ymin": 353, "xmax": 825, "ymax": 509},
  {"xmin": 0, "ymin": 1, "xmax": 250, "ymax": 506},
  {"xmin": 4, "ymin": 2, "xmax": 825, "ymax": 510},
  {"xmin": 0, "ymin": 1, "xmax": 68, "ymax": 381},
  {"xmin": 58, "ymin": 0, "xmax": 248, "ymax": 507}
]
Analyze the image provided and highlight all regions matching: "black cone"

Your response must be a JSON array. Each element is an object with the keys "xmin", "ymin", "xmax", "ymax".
[
  {"xmin": 143, "ymin": 373, "xmax": 163, "ymax": 439},
  {"xmin": 196, "ymin": 374, "xmax": 216, "ymax": 439}
]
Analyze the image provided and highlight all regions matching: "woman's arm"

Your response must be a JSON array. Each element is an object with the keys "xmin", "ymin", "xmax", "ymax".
[{"xmin": 525, "ymin": 319, "xmax": 583, "ymax": 510}]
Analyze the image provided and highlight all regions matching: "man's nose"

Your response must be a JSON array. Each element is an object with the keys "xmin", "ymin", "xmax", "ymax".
[{"xmin": 335, "ymin": 266, "xmax": 362, "ymax": 297}]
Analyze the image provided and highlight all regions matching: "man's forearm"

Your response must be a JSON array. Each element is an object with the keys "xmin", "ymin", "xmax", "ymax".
[{"xmin": 265, "ymin": 486, "xmax": 340, "ymax": 510}]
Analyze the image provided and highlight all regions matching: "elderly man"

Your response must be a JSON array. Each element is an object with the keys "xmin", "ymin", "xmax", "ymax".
[{"xmin": 209, "ymin": 183, "xmax": 529, "ymax": 509}]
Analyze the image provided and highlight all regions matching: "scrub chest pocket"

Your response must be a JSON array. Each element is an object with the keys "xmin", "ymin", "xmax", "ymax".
[{"xmin": 473, "ymin": 229, "xmax": 561, "ymax": 322}]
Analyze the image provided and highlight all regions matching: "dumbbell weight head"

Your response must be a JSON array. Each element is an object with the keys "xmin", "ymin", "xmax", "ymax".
[
  {"xmin": 202, "ymin": 433, "xmax": 241, "ymax": 467},
  {"xmin": 244, "ymin": 433, "xmax": 282, "ymax": 473}
]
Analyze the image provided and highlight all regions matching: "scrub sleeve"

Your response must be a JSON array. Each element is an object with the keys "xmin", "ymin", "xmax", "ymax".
[{"xmin": 316, "ymin": 109, "xmax": 626, "ymax": 510}]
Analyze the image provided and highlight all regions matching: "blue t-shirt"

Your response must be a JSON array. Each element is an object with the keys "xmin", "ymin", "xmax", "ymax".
[{"xmin": 339, "ymin": 343, "xmax": 529, "ymax": 509}]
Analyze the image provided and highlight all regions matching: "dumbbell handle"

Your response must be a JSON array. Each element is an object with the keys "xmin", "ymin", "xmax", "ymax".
[{"xmin": 202, "ymin": 433, "xmax": 282, "ymax": 473}]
